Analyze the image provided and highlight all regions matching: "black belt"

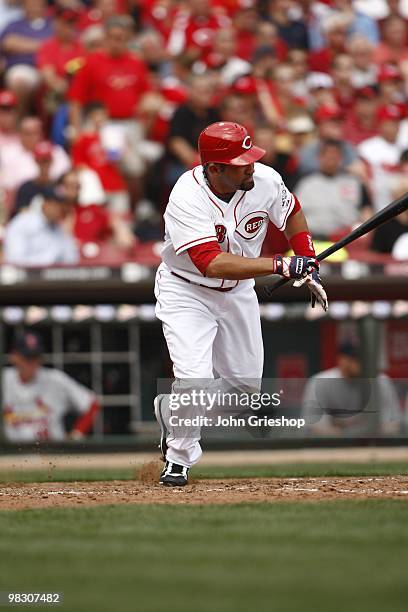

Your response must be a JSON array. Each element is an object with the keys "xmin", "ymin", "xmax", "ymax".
[{"xmin": 171, "ymin": 271, "xmax": 234, "ymax": 292}]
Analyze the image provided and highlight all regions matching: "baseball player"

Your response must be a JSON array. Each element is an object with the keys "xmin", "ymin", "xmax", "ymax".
[
  {"xmin": 154, "ymin": 121, "xmax": 328, "ymax": 486},
  {"xmin": 2, "ymin": 330, "xmax": 99, "ymax": 442}
]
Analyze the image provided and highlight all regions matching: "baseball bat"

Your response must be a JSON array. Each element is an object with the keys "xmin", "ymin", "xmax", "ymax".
[{"xmin": 264, "ymin": 191, "xmax": 408, "ymax": 297}]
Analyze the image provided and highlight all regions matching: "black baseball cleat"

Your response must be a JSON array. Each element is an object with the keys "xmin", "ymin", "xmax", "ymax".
[
  {"xmin": 154, "ymin": 394, "xmax": 168, "ymax": 462},
  {"xmin": 159, "ymin": 461, "xmax": 189, "ymax": 487}
]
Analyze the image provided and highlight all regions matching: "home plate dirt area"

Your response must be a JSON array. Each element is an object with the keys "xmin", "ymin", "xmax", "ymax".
[{"xmin": 1, "ymin": 473, "xmax": 408, "ymax": 510}]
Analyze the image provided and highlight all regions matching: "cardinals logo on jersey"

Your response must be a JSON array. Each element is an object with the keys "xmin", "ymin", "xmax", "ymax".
[
  {"xmin": 215, "ymin": 224, "xmax": 227, "ymax": 243},
  {"xmin": 235, "ymin": 213, "xmax": 268, "ymax": 240}
]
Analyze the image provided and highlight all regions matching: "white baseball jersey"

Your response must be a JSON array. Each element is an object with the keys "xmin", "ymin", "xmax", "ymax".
[
  {"xmin": 161, "ymin": 162, "xmax": 295, "ymax": 289},
  {"xmin": 2, "ymin": 367, "xmax": 94, "ymax": 442}
]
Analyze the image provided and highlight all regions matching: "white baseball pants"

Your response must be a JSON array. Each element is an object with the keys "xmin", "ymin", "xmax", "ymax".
[{"xmin": 154, "ymin": 263, "xmax": 264, "ymax": 467}]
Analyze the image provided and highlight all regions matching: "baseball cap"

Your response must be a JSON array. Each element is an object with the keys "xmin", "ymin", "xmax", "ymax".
[
  {"xmin": 231, "ymin": 75, "xmax": 257, "ymax": 95},
  {"xmin": 355, "ymin": 86, "xmax": 377, "ymax": 100},
  {"xmin": 252, "ymin": 45, "xmax": 276, "ymax": 63},
  {"xmin": 287, "ymin": 115, "xmax": 315, "ymax": 134},
  {"xmin": 378, "ymin": 64, "xmax": 402, "ymax": 83},
  {"xmin": 55, "ymin": 7, "xmax": 81, "ymax": 22},
  {"xmin": 315, "ymin": 104, "xmax": 343, "ymax": 123},
  {"xmin": 12, "ymin": 331, "xmax": 44, "ymax": 358},
  {"xmin": 377, "ymin": 104, "xmax": 404, "ymax": 123},
  {"xmin": 306, "ymin": 72, "xmax": 334, "ymax": 91},
  {"xmin": 34, "ymin": 140, "xmax": 53, "ymax": 161},
  {"xmin": 337, "ymin": 341, "xmax": 359, "ymax": 359},
  {"xmin": 0, "ymin": 89, "xmax": 17, "ymax": 108},
  {"xmin": 42, "ymin": 185, "xmax": 66, "ymax": 203}
]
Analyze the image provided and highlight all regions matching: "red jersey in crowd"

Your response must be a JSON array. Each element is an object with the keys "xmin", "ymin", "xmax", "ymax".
[
  {"xmin": 72, "ymin": 133, "xmax": 126, "ymax": 192},
  {"xmin": 68, "ymin": 51, "xmax": 150, "ymax": 119},
  {"xmin": 37, "ymin": 37, "xmax": 85, "ymax": 77},
  {"xmin": 73, "ymin": 204, "xmax": 111, "ymax": 244},
  {"xmin": 167, "ymin": 7, "xmax": 229, "ymax": 59}
]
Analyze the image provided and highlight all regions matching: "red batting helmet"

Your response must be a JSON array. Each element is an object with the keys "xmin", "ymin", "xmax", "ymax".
[{"xmin": 198, "ymin": 122, "xmax": 265, "ymax": 166}]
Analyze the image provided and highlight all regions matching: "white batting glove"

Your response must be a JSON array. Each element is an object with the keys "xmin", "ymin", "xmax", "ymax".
[{"xmin": 293, "ymin": 270, "xmax": 329, "ymax": 312}]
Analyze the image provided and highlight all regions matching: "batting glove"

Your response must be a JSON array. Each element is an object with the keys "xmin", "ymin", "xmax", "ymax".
[
  {"xmin": 293, "ymin": 269, "xmax": 329, "ymax": 311},
  {"xmin": 273, "ymin": 255, "xmax": 319, "ymax": 280}
]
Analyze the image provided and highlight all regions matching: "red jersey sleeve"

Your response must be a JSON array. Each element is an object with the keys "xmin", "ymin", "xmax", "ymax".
[{"xmin": 188, "ymin": 241, "xmax": 222, "ymax": 276}]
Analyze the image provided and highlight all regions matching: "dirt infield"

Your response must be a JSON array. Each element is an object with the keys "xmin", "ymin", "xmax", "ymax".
[{"xmin": 1, "ymin": 474, "xmax": 408, "ymax": 510}]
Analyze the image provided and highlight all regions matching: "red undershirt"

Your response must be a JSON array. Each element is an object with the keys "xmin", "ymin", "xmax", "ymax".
[{"xmin": 187, "ymin": 195, "xmax": 311, "ymax": 276}]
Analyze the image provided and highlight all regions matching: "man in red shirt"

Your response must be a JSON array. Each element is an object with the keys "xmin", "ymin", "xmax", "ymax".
[
  {"xmin": 37, "ymin": 8, "xmax": 85, "ymax": 108},
  {"xmin": 68, "ymin": 15, "xmax": 151, "ymax": 135},
  {"xmin": 343, "ymin": 86, "xmax": 379, "ymax": 145}
]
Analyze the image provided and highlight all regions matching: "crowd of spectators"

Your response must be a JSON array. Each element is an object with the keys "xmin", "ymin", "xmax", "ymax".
[{"xmin": 0, "ymin": 0, "xmax": 406, "ymax": 267}]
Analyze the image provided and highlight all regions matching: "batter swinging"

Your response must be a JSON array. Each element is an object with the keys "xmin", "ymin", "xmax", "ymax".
[{"xmin": 154, "ymin": 122, "xmax": 328, "ymax": 486}]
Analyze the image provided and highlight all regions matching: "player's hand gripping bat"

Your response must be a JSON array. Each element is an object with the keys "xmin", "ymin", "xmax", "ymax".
[{"xmin": 264, "ymin": 191, "xmax": 408, "ymax": 299}]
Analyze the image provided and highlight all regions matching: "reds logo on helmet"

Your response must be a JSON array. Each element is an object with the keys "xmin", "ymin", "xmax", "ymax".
[
  {"xmin": 235, "ymin": 213, "xmax": 268, "ymax": 240},
  {"xmin": 215, "ymin": 224, "xmax": 227, "ymax": 243}
]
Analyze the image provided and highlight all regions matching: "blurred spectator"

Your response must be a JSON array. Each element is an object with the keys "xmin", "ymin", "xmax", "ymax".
[
  {"xmin": 4, "ymin": 185, "xmax": 79, "ymax": 266},
  {"xmin": 371, "ymin": 150, "xmax": 408, "ymax": 259},
  {"xmin": 219, "ymin": 94, "xmax": 256, "ymax": 135},
  {"xmin": 250, "ymin": 44, "xmax": 277, "ymax": 81},
  {"xmin": 200, "ymin": 27, "xmax": 251, "ymax": 85},
  {"xmin": 294, "ymin": 0, "xmax": 332, "ymax": 51},
  {"xmin": 347, "ymin": 34, "xmax": 377, "ymax": 88},
  {"xmin": 265, "ymin": 0, "xmax": 308, "ymax": 50},
  {"xmin": 166, "ymin": 0, "xmax": 228, "ymax": 59},
  {"xmin": 0, "ymin": 0, "xmax": 53, "ymax": 106},
  {"xmin": 378, "ymin": 64, "xmax": 405, "ymax": 106},
  {"xmin": 0, "ymin": 116, "xmax": 70, "ymax": 193},
  {"xmin": 334, "ymin": 0, "xmax": 380, "ymax": 44},
  {"xmin": 0, "ymin": 89, "xmax": 18, "ymax": 146},
  {"xmin": 288, "ymin": 47, "xmax": 309, "ymax": 99},
  {"xmin": 343, "ymin": 86, "xmax": 379, "ymax": 145},
  {"xmin": 134, "ymin": 28, "xmax": 169, "ymax": 80},
  {"xmin": 166, "ymin": 73, "xmax": 219, "ymax": 185},
  {"xmin": 302, "ymin": 341, "xmax": 401, "ymax": 436},
  {"xmin": 358, "ymin": 104, "xmax": 406, "ymax": 211},
  {"xmin": 305, "ymin": 71, "xmax": 336, "ymax": 109},
  {"xmin": 298, "ymin": 104, "xmax": 358, "ymax": 175},
  {"xmin": 37, "ymin": 7, "xmax": 85, "ymax": 113},
  {"xmin": 358, "ymin": 104, "xmax": 403, "ymax": 169},
  {"xmin": 255, "ymin": 125, "xmax": 300, "ymax": 191},
  {"xmin": 257, "ymin": 62, "xmax": 306, "ymax": 128},
  {"xmin": 78, "ymin": 0, "xmax": 119, "ymax": 34},
  {"xmin": 13, "ymin": 140, "xmax": 54, "ymax": 214},
  {"xmin": 58, "ymin": 169, "xmax": 135, "ymax": 252},
  {"xmin": 373, "ymin": 15, "xmax": 408, "ymax": 66},
  {"xmin": 3, "ymin": 329, "xmax": 99, "ymax": 442},
  {"xmin": 68, "ymin": 15, "xmax": 151, "ymax": 136},
  {"xmin": 286, "ymin": 114, "xmax": 316, "ymax": 150},
  {"xmin": 309, "ymin": 12, "xmax": 351, "ymax": 73},
  {"xmin": 295, "ymin": 138, "xmax": 372, "ymax": 238},
  {"xmin": 71, "ymin": 102, "xmax": 130, "ymax": 214},
  {"xmin": 254, "ymin": 21, "xmax": 288, "ymax": 62},
  {"xmin": 332, "ymin": 52, "xmax": 355, "ymax": 110},
  {"xmin": 231, "ymin": 2, "xmax": 259, "ymax": 61}
]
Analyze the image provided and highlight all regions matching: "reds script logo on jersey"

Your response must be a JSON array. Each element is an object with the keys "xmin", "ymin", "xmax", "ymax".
[{"xmin": 235, "ymin": 213, "xmax": 268, "ymax": 240}]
